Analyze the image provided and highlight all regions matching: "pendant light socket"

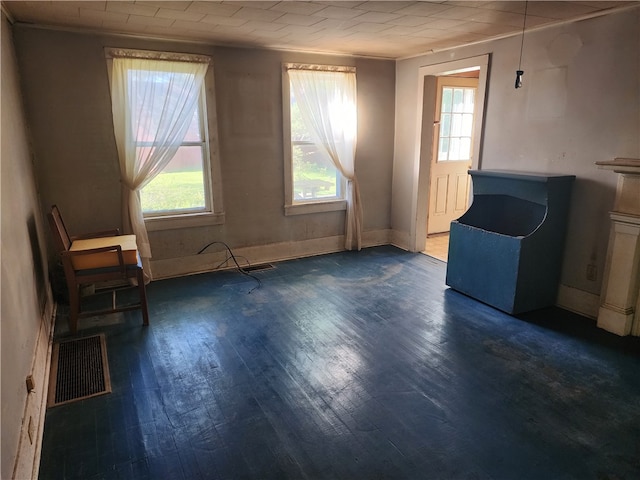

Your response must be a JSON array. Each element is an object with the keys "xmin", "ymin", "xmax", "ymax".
[{"xmin": 515, "ymin": 70, "xmax": 524, "ymax": 89}]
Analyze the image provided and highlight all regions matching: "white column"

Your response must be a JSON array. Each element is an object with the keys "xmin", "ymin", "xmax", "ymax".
[
  {"xmin": 597, "ymin": 213, "xmax": 640, "ymax": 335},
  {"xmin": 595, "ymin": 159, "xmax": 640, "ymax": 336}
]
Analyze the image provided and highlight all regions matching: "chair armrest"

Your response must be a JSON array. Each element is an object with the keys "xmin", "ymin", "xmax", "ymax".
[
  {"xmin": 71, "ymin": 228, "xmax": 121, "ymax": 240},
  {"xmin": 63, "ymin": 244, "xmax": 126, "ymax": 275}
]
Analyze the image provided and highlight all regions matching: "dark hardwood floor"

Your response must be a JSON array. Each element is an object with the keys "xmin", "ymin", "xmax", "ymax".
[{"xmin": 39, "ymin": 246, "xmax": 640, "ymax": 479}]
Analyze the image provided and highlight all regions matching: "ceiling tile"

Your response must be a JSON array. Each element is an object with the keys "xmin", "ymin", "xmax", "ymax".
[
  {"xmin": 247, "ymin": 28, "xmax": 289, "ymax": 39},
  {"xmin": 201, "ymin": 14, "xmax": 249, "ymax": 27},
  {"xmin": 232, "ymin": 6, "xmax": 284, "ymax": 22},
  {"xmin": 350, "ymin": 11, "xmax": 402, "ymax": 23},
  {"xmin": 276, "ymin": 24, "xmax": 324, "ymax": 35},
  {"xmin": 135, "ymin": 1, "xmax": 189, "ymax": 11},
  {"xmin": 79, "ymin": 8, "xmax": 128, "ymax": 23},
  {"xmin": 222, "ymin": 1, "xmax": 280, "ymax": 9},
  {"xmin": 432, "ymin": 5, "xmax": 485, "ymax": 20},
  {"xmin": 480, "ymin": 1, "xmax": 527, "ymax": 14},
  {"xmin": 186, "ymin": 2, "xmax": 241, "ymax": 16},
  {"xmin": 386, "ymin": 15, "xmax": 435, "ymax": 27},
  {"xmin": 172, "ymin": 18, "xmax": 224, "ymax": 32},
  {"xmin": 66, "ymin": 1, "xmax": 107, "ymax": 11},
  {"xmin": 312, "ymin": 6, "xmax": 367, "ymax": 20},
  {"xmin": 127, "ymin": 14, "xmax": 175, "ymax": 27},
  {"xmin": 273, "ymin": 13, "xmax": 324, "ymax": 26},
  {"xmin": 357, "ymin": 1, "xmax": 414, "ymax": 13},
  {"xmin": 269, "ymin": 2, "xmax": 327, "ymax": 15},
  {"xmin": 526, "ymin": 1, "xmax": 599, "ymax": 19},
  {"xmin": 155, "ymin": 8, "xmax": 205, "ymax": 22},
  {"xmin": 423, "ymin": 18, "xmax": 469, "ymax": 29},
  {"xmin": 347, "ymin": 22, "xmax": 394, "ymax": 33},
  {"xmin": 469, "ymin": 10, "xmax": 525, "ymax": 27},
  {"xmin": 243, "ymin": 20, "xmax": 287, "ymax": 32},
  {"xmin": 393, "ymin": 3, "xmax": 454, "ymax": 17},
  {"xmin": 106, "ymin": 2, "xmax": 158, "ymax": 16}
]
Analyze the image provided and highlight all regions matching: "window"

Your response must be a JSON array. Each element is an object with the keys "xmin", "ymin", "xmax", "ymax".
[
  {"xmin": 106, "ymin": 48, "xmax": 224, "ymax": 233},
  {"xmin": 283, "ymin": 65, "xmax": 357, "ymax": 215},
  {"xmin": 290, "ymin": 89, "xmax": 342, "ymax": 202},
  {"xmin": 437, "ymin": 86, "xmax": 476, "ymax": 161},
  {"xmin": 138, "ymin": 84, "xmax": 210, "ymax": 216}
]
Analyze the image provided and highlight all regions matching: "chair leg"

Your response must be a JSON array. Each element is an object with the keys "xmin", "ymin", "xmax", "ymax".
[{"xmin": 137, "ymin": 269, "xmax": 149, "ymax": 326}]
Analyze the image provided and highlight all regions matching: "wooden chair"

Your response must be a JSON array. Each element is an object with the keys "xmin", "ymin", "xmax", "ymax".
[{"xmin": 47, "ymin": 205, "xmax": 149, "ymax": 334}]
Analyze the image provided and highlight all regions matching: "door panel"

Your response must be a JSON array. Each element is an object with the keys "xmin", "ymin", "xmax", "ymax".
[
  {"xmin": 454, "ymin": 173, "xmax": 470, "ymax": 212},
  {"xmin": 434, "ymin": 175, "xmax": 448, "ymax": 214}
]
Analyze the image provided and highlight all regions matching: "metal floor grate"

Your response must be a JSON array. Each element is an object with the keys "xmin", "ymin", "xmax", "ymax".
[
  {"xmin": 48, "ymin": 334, "xmax": 111, "ymax": 407},
  {"xmin": 243, "ymin": 263, "xmax": 275, "ymax": 272}
]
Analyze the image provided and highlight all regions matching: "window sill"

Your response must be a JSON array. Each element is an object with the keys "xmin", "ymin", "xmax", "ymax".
[
  {"xmin": 285, "ymin": 200, "xmax": 347, "ymax": 216},
  {"xmin": 145, "ymin": 211, "xmax": 225, "ymax": 231}
]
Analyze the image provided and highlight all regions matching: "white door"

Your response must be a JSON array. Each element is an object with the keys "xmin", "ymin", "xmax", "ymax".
[{"xmin": 427, "ymin": 76, "xmax": 478, "ymax": 235}]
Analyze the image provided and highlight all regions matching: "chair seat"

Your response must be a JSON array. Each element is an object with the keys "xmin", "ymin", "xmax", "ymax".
[
  {"xmin": 74, "ymin": 253, "xmax": 143, "ymax": 278},
  {"xmin": 70, "ymin": 234, "xmax": 138, "ymax": 269}
]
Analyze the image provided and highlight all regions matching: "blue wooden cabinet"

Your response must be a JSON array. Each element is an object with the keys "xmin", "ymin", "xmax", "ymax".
[{"xmin": 446, "ymin": 170, "xmax": 575, "ymax": 314}]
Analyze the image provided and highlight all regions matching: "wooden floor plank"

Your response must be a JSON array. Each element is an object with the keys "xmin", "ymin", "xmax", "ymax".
[{"xmin": 40, "ymin": 246, "xmax": 640, "ymax": 479}]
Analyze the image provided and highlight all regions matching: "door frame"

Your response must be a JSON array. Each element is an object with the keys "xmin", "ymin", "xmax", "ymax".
[{"xmin": 409, "ymin": 54, "xmax": 490, "ymax": 253}]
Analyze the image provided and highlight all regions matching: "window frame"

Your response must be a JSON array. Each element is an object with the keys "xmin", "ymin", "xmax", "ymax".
[
  {"xmin": 105, "ymin": 48, "xmax": 225, "ymax": 231},
  {"xmin": 282, "ymin": 63, "xmax": 349, "ymax": 216}
]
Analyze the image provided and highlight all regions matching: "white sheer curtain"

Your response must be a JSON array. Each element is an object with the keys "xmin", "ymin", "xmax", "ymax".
[
  {"xmin": 288, "ymin": 68, "xmax": 362, "ymax": 251},
  {"xmin": 109, "ymin": 51, "xmax": 208, "ymax": 280}
]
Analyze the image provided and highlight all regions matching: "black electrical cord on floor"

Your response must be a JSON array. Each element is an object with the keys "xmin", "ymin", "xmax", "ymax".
[{"xmin": 197, "ymin": 241, "xmax": 262, "ymax": 293}]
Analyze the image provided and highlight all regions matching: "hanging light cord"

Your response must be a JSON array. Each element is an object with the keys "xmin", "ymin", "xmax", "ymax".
[{"xmin": 517, "ymin": 0, "xmax": 529, "ymax": 70}]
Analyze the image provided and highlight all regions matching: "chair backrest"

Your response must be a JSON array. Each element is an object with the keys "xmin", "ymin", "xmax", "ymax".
[{"xmin": 48, "ymin": 205, "xmax": 72, "ymax": 254}]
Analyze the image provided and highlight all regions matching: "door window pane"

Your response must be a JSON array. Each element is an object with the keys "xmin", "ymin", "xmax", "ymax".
[
  {"xmin": 442, "ymin": 89, "xmax": 452, "ymax": 113},
  {"xmin": 441, "ymin": 113, "xmax": 451, "ymax": 137},
  {"xmin": 437, "ymin": 86, "xmax": 476, "ymax": 162},
  {"xmin": 453, "ymin": 88, "xmax": 464, "ymax": 112},
  {"xmin": 462, "ymin": 113, "xmax": 473, "ymax": 137}
]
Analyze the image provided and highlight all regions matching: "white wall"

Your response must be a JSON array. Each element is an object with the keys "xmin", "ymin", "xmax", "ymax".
[
  {"xmin": 1, "ymin": 12, "xmax": 54, "ymax": 480},
  {"xmin": 393, "ymin": 7, "xmax": 640, "ymax": 311}
]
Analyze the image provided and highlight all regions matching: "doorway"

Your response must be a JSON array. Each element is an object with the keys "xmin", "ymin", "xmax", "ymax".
[
  {"xmin": 425, "ymin": 72, "xmax": 480, "ymax": 262},
  {"xmin": 413, "ymin": 55, "xmax": 489, "ymax": 262}
]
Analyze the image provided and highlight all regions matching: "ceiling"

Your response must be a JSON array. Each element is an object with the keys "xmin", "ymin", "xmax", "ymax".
[{"xmin": 3, "ymin": 1, "xmax": 638, "ymax": 59}]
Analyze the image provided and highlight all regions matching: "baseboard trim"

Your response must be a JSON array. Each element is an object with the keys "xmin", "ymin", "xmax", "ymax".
[
  {"xmin": 556, "ymin": 284, "xmax": 600, "ymax": 319},
  {"xmin": 13, "ymin": 296, "xmax": 56, "ymax": 480},
  {"xmin": 390, "ymin": 229, "xmax": 411, "ymax": 251},
  {"xmin": 151, "ymin": 229, "xmax": 394, "ymax": 280}
]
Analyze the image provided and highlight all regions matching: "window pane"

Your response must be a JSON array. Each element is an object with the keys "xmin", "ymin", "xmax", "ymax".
[
  {"xmin": 140, "ymin": 146, "xmax": 205, "ymax": 213},
  {"xmin": 292, "ymin": 143, "xmax": 339, "ymax": 200},
  {"xmin": 290, "ymin": 93, "xmax": 311, "ymax": 142},
  {"xmin": 130, "ymin": 70, "xmax": 198, "ymax": 143},
  {"xmin": 183, "ymin": 106, "xmax": 202, "ymax": 142},
  {"xmin": 440, "ymin": 113, "xmax": 451, "ymax": 137},
  {"xmin": 453, "ymin": 88, "xmax": 464, "ymax": 112},
  {"xmin": 449, "ymin": 137, "xmax": 461, "ymax": 160},
  {"xmin": 451, "ymin": 113, "xmax": 462, "ymax": 136},
  {"xmin": 438, "ymin": 137, "xmax": 449, "ymax": 161},
  {"xmin": 464, "ymin": 89, "xmax": 475, "ymax": 113},
  {"xmin": 462, "ymin": 113, "xmax": 473, "ymax": 137},
  {"xmin": 460, "ymin": 137, "xmax": 471, "ymax": 160},
  {"xmin": 441, "ymin": 88, "xmax": 452, "ymax": 113}
]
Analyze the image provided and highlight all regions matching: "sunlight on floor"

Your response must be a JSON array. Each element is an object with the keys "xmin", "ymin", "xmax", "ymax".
[{"xmin": 423, "ymin": 233, "xmax": 449, "ymax": 262}]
